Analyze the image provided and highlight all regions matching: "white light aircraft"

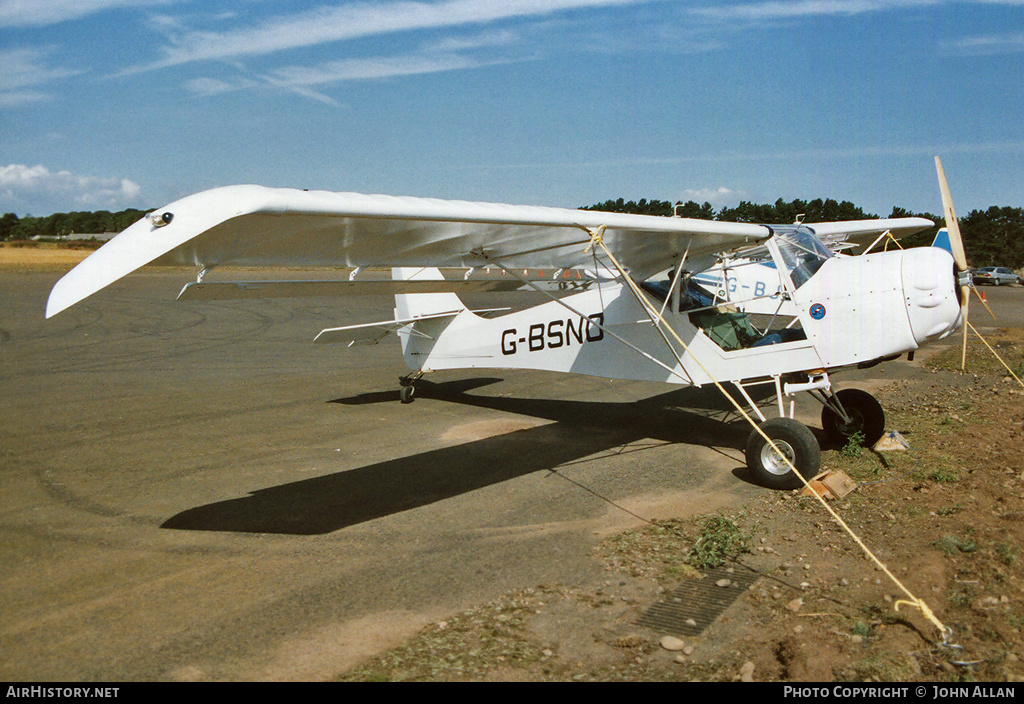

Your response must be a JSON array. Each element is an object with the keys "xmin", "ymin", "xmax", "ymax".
[{"xmin": 46, "ymin": 158, "xmax": 972, "ymax": 490}]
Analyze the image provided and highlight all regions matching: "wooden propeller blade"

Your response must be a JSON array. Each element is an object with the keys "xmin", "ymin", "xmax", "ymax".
[{"xmin": 935, "ymin": 156, "xmax": 968, "ymax": 272}]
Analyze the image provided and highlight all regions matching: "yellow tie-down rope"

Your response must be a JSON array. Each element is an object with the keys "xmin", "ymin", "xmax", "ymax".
[
  {"xmin": 968, "ymin": 320, "xmax": 1024, "ymax": 389},
  {"xmin": 584, "ymin": 227, "xmax": 958, "ymax": 646},
  {"xmin": 882, "ymin": 231, "xmax": 904, "ymax": 251}
]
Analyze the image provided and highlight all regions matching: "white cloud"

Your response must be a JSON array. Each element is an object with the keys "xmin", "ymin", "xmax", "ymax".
[
  {"xmin": 677, "ymin": 187, "xmax": 742, "ymax": 208},
  {"xmin": 183, "ymin": 76, "xmax": 258, "ymax": 96},
  {"xmin": 688, "ymin": 0, "xmax": 1024, "ymax": 25},
  {"xmin": 941, "ymin": 31, "xmax": 1024, "ymax": 55},
  {"xmin": 268, "ymin": 52, "xmax": 515, "ymax": 86},
  {"xmin": 0, "ymin": 0, "xmax": 166, "ymax": 28},
  {"xmin": 183, "ymin": 26, "xmax": 527, "ymax": 104},
  {"xmin": 0, "ymin": 48, "xmax": 82, "ymax": 107},
  {"xmin": 425, "ymin": 28, "xmax": 519, "ymax": 53},
  {"xmin": 0, "ymin": 164, "xmax": 142, "ymax": 215},
  {"xmin": 185, "ymin": 50, "xmax": 519, "ymax": 106},
  {"xmin": 133, "ymin": 0, "xmax": 656, "ymax": 71},
  {"xmin": 689, "ymin": 0, "xmax": 940, "ymax": 23}
]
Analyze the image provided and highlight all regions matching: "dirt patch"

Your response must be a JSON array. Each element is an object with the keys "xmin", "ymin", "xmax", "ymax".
[
  {"xmin": 441, "ymin": 419, "xmax": 551, "ymax": 444},
  {"xmin": 341, "ymin": 331, "xmax": 1024, "ymax": 682}
]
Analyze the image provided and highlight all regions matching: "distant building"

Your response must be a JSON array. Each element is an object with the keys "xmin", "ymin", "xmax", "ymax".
[{"xmin": 31, "ymin": 232, "xmax": 117, "ymax": 242}]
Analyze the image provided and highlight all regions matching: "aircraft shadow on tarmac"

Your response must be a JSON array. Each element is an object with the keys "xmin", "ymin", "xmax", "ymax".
[{"xmin": 161, "ymin": 378, "xmax": 779, "ymax": 535}]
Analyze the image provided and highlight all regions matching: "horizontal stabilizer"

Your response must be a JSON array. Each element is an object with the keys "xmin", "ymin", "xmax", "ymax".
[
  {"xmin": 177, "ymin": 278, "xmax": 524, "ymax": 301},
  {"xmin": 313, "ymin": 310, "xmax": 462, "ymax": 346}
]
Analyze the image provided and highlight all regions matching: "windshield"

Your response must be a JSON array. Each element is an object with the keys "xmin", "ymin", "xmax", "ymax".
[{"xmin": 773, "ymin": 226, "xmax": 833, "ymax": 289}]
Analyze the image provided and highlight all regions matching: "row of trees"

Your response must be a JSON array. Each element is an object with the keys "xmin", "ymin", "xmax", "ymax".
[
  {"xmin": 582, "ymin": 196, "xmax": 875, "ymax": 224},
  {"xmin": 956, "ymin": 206, "xmax": 1024, "ymax": 268},
  {"xmin": 2, "ymin": 197, "xmax": 1021, "ymax": 268},
  {"xmin": 583, "ymin": 197, "xmax": 1024, "ymax": 268},
  {"xmin": 0, "ymin": 208, "xmax": 151, "ymax": 242}
]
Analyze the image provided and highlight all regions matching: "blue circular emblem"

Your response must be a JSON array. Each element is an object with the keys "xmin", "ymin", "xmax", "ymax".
[{"xmin": 810, "ymin": 303, "xmax": 826, "ymax": 320}]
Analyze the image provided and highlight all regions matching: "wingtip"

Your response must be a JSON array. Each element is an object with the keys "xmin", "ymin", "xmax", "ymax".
[
  {"xmin": 45, "ymin": 280, "xmax": 73, "ymax": 319},
  {"xmin": 44, "ymin": 300, "xmax": 67, "ymax": 319}
]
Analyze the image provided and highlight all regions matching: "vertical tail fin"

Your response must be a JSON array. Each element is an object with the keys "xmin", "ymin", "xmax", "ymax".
[
  {"xmin": 392, "ymin": 267, "xmax": 466, "ymax": 319},
  {"xmin": 392, "ymin": 268, "xmax": 467, "ymax": 367},
  {"xmin": 931, "ymin": 227, "xmax": 952, "ymax": 255}
]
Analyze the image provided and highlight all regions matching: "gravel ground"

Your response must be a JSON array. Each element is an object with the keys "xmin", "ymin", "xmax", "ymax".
[{"xmin": 341, "ymin": 329, "xmax": 1024, "ymax": 682}]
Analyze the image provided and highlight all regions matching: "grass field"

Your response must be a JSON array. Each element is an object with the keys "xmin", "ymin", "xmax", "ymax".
[{"xmin": 0, "ymin": 242, "xmax": 96, "ymax": 268}]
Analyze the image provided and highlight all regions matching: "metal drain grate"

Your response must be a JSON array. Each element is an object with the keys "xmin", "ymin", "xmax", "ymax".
[{"xmin": 636, "ymin": 564, "xmax": 760, "ymax": 637}]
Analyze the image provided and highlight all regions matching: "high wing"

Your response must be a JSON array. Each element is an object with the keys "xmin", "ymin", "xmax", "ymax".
[
  {"xmin": 44, "ymin": 185, "xmax": 935, "ymax": 318},
  {"xmin": 45, "ymin": 185, "xmax": 768, "ymax": 318}
]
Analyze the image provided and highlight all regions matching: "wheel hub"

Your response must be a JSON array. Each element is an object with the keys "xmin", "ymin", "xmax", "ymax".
[
  {"xmin": 836, "ymin": 409, "xmax": 864, "ymax": 435},
  {"xmin": 760, "ymin": 440, "xmax": 795, "ymax": 476}
]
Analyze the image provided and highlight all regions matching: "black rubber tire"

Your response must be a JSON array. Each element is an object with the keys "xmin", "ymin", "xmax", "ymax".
[
  {"xmin": 399, "ymin": 384, "xmax": 416, "ymax": 404},
  {"xmin": 821, "ymin": 388, "xmax": 885, "ymax": 448},
  {"xmin": 745, "ymin": 417, "xmax": 821, "ymax": 490}
]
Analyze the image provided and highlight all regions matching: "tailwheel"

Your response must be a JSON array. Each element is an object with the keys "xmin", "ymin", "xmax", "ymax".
[
  {"xmin": 821, "ymin": 388, "xmax": 885, "ymax": 448},
  {"xmin": 399, "ymin": 372, "xmax": 423, "ymax": 404},
  {"xmin": 745, "ymin": 417, "xmax": 821, "ymax": 490}
]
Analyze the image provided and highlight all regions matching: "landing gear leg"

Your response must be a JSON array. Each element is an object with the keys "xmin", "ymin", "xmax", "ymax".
[{"xmin": 820, "ymin": 388, "xmax": 885, "ymax": 448}]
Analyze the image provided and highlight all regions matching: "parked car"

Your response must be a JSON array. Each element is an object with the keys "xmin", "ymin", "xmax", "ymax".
[{"xmin": 973, "ymin": 266, "xmax": 1022, "ymax": 286}]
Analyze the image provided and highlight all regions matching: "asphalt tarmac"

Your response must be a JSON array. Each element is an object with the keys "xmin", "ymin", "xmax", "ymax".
[{"xmin": 1, "ymin": 268, "xmax": 1020, "ymax": 681}]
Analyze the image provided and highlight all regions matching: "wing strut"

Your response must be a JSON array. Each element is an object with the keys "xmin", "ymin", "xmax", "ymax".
[
  {"xmin": 860, "ymin": 229, "xmax": 896, "ymax": 256},
  {"xmin": 581, "ymin": 225, "xmax": 700, "ymax": 386},
  {"xmin": 658, "ymin": 240, "xmax": 691, "ymax": 320},
  {"xmin": 580, "ymin": 226, "xmax": 957, "ymax": 648},
  {"xmin": 475, "ymin": 250, "xmax": 694, "ymax": 386}
]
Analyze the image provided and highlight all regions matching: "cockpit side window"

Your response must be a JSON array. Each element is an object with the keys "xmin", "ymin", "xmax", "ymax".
[
  {"xmin": 639, "ymin": 274, "xmax": 806, "ymax": 351},
  {"xmin": 774, "ymin": 227, "xmax": 833, "ymax": 289}
]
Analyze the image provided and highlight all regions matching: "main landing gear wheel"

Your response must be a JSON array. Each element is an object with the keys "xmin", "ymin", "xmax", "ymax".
[
  {"xmin": 821, "ymin": 388, "xmax": 885, "ymax": 448},
  {"xmin": 745, "ymin": 417, "xmax": 821, "ymax": 490}
]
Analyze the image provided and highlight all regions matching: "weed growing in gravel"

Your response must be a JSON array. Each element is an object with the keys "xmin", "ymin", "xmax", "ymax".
[
  {"xmin": 924, "ymin": 466, "xmax": 962, "ymax": 484},
  {"xmin": 685, "ymin": 516, "xmax": 751, "ymax": 569},
  {"xmin": 932, "ymin": 534, "xmax": 977, "ymax": 556},
  {"xmin": 995, "ymin": 542, "xmax": 1018, "ymax": 566},
  {"xmin": 840, "ymin": 431, "xmax": 866, "ymax": 458}
]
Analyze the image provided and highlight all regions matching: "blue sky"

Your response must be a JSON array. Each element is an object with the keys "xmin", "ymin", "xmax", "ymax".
[{"xmin": 1, "ymin": 0, "xmax": 1022, "ymax": 219}]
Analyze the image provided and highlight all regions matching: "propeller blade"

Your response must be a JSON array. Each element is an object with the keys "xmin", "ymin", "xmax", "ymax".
[
  {"xmin": 936, "ymin": 156, "xmax": 973, "ymax": 371},
  {"xmin": 936, "ymin": 160, "xmax": 1020, "ymax": 385},
  {"xmin": 935, "ymin": 156, "xmax": 968, "ymax": 272}
]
